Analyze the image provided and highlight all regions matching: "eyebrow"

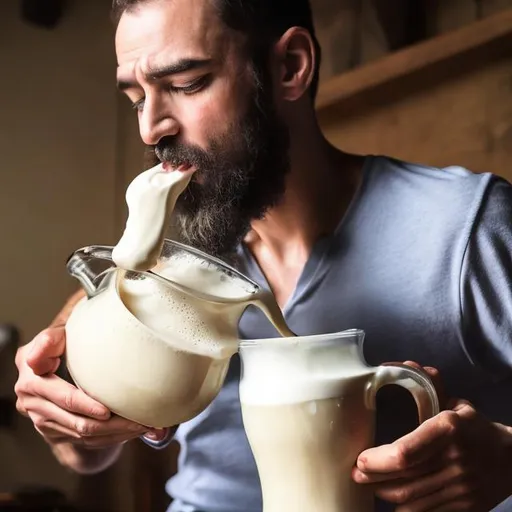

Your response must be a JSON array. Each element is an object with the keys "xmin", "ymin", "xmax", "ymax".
[{"xmin": 116, "ymin": 58, "xmax": 212, "ymax": 91}]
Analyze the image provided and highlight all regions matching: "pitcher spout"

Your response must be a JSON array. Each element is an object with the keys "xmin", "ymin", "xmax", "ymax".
[{"xmin": 66, "ymin": 245, "xmax": 116, "ymax": 298}]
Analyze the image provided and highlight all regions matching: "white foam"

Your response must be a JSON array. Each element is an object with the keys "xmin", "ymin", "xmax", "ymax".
[
  {"xmin": 119, "ymin": 254, "xmax": 251, "ymax": 358},
  {"xmin": 239, "ymin": 339, "xmax": 374, "ymax": 405},
  {"xmin": 112, "ymin": 164, "xmax": 194, "ymax": 271}
]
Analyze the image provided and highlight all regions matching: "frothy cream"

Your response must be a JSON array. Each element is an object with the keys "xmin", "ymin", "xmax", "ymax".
[
  {"xmin": 121, "ymin": 253, "xmax": 254, "ymax": 359},
  {"xmin": 112, "ymin": 164, "xmax": 194, "ymax": 271},
  {"xmin": 239, "ymin": 335, "xmax": 373, "ymax": 405}
]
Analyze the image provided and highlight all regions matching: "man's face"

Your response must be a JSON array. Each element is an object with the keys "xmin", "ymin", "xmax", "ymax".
[{"xmin": 115, "ymin": 0, "xmax": 290, "ymax": 258}]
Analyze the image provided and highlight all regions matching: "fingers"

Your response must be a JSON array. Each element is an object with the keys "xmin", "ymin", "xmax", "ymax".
[
  {"xmin": 25, "ymin": 400, "xmax": 148, "ymax": 448},
  {"xmin": 357, "ymin": 411, "xmax": 460, "ymax": 473},
  {"xmin": 374, "ymin": 463, "xmax": 469, "ymax": 505},
  {"xmin": 402, "ymin": 499, "xmax": 474, "ymax": 512},
  {"xmin": 22, "ymin": 396, "xmax": 146, "ymax": 437},
  {"xmin": 15, "ymin": 398, "xmax": 28, "ymax": 417},
  {"xmin": 392, "ymin": 478, "xmax": 473, "ymax": 512},
  {"xmin": 16, "ymin": 327, "xmax": 110, "ymax": 421},
  {"xmin": 40, "ymin": 421, "xmax": 146, "ymax": 449},
  {"xmin": 26, "ymin": 328, "xmax": 66, "ymax": 376},
  {"xmin": 144, "ymin": 428, "xmax": 171, "ymax": 442},
  {"xmin": 29, "ymin": 411, "xmax": 82, "ymax": 441},
  {"xmin": 76, "ymin": 432, "xmax": 144, "ymax": 449},
  {"xmin": 26, "ymin": 374, "xmax": 110, "ymax": 420},
  {"xmin": 353, "ymin": 458, "xmax": 443, "ymax": 484}
]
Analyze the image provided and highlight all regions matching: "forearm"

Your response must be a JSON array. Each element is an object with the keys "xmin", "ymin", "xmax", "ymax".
[{"xmin": 50, "ymin": 441, "xmax": 124, "ymax": 475}]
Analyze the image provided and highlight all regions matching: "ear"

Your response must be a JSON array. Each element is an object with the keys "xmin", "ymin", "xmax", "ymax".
[{"xmin": 273, "ymin": 27, "xmax": 316, "ymax": 102}]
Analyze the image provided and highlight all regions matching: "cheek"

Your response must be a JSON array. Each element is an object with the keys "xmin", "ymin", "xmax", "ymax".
[{"xmin": 178, "ymin": 78, "xmax": 249, "ymax": 145}]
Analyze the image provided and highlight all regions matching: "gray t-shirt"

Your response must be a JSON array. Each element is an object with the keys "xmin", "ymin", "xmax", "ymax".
[{"xmin": 167, "ymin": 156, "xmax": 512, "ymax": 512}]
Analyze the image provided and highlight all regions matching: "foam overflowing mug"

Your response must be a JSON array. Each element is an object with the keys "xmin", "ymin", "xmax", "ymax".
[
  {"xmin": 65, "ymin": 239, "xmax": 293, "ymax": 428},
  {"xmin": 239, "ymin": 330, "xmax": 440, "ymax": 512}
]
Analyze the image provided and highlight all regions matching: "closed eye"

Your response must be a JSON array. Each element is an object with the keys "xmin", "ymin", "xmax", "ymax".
[
  {"xmin": 170, "ymin": 74, "xmax": 212, "ymax": 95},
  {"xmin": 129, "ymin": 75, "xmax": 212, "ymax": 111},
  {"xmin": 131, "ymin": 97, "xmax": 145, "ymax": 111}
]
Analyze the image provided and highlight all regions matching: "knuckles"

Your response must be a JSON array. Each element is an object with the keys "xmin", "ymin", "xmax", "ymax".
[
  {"xmin": 387, "ymin": 485, "xmax": 415, "ymax": 504},
  {"xmin": 389, "ymin": 443, "xmax": 412, "ymax": 471},
  {"xmin": 63, "ymin": 389, "xmax": 78, "ymax": 412},
  {"xmin": 33, "ymin": 417, "xmax": 47, "ymax": 431},
  {"xmin": 15, "ymin": 399, "xmax": 28, "ymax": 416},
  {"xmin": 74, "ymin": 419, "xmax": 99, "ymax": 437},
  {"xmin": 14, "ymin": 377, "xmax": 34, "ymax": 401},
  {"xmin": 435, "ymin": 410, "xmax": 462, "ymax": 437}
]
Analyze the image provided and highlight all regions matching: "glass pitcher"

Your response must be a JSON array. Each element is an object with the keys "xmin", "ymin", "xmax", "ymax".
[
  {"xmin": 239, "ymin": 329, "xmax": 439, "ymax": 512},
  {"xmin": 65, "ymin": 239, "xmax": 284, "ymax": 429}
]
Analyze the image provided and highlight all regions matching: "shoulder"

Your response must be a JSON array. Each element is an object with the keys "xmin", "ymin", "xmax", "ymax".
[
  {"xmin": 474, "ymin": 175, "xmax": 512, "ymax": 224},
  {"xmin": 462, "ymin": 173, "xmax": 512, "ymax": 277},
  {"xmin": 368, "ymin": 155, "xmax": 492, "ymax": 186},
  {"xmin": 366, "ymin": 155, "xmax": 508, "ymax": 212},
  {"xmin": 458, "ymin": 173, "xmax": 512, "ymax": 376}
]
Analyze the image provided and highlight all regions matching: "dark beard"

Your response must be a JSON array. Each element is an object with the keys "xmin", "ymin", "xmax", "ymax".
[{"xmin": 146, "ymin": 67, "xmax": 290, "ymax": 260}]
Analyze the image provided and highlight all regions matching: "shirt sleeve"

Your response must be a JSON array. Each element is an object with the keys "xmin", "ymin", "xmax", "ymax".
[{"xmin": 460, "ymin": 176, "xmax": 512, "ymax": 378}]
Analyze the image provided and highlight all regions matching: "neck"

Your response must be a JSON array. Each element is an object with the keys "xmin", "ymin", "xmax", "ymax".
[{"xmin": 245, "ymin": 122, "xmax": 364, "ymax": 262}]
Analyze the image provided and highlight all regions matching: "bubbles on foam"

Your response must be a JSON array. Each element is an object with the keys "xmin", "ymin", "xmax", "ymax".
[
  {"xmin": 239, "ymin": 342, "xmax": 374, "ymax": 406},
  {"xmin": 118, "ymin": 256, "xmax": 241, "ymax": 359}
]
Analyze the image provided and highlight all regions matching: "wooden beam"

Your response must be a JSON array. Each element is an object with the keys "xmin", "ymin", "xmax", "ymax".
[
  {"xmin": 480, "ymin": 0, "xmax": 512, "ymax": 17},
  {"xmin": 316, "ymin": 7, "xmax": 512, "ymax": 112}
]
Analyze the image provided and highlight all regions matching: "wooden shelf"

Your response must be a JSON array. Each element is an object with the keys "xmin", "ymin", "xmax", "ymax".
[{"xmin": 316, "ymin": 8, "xmax": 512, "ymax": 112}]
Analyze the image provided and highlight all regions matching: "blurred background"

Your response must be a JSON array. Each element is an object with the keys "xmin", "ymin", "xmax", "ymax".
[{"xmin": 0, "ymin": 0, "xmax": 511, "ymax": 510}]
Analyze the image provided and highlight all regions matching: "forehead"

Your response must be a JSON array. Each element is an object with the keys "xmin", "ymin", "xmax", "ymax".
[{"xmin": 115, "ymin": 0, "xmax": 230, "ymax": 69}]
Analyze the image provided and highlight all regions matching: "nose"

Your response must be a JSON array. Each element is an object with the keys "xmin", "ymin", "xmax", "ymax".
[{"xmin": 138, "ymin": 94, "xmax": 179, "ymax": 146}]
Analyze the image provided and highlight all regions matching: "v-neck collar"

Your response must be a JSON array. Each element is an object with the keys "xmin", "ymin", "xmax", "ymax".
[{"xmin": 239, "ymin": 155, "xmax": 375, "ymax": 315}]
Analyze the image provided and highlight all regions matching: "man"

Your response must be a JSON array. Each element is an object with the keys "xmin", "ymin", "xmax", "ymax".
[{"xmin": 14, "ymin": 0, "xmax": 512, "ymax": 511}]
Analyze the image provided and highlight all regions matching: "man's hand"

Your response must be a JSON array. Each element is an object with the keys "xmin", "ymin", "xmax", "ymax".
[
  {"xmin": 15, "ymin": 326, "xmax": 162, "ymax": 449},
  {"xmin": 353, "ymin": 390, "xmax": 512, "ymax": 511}
]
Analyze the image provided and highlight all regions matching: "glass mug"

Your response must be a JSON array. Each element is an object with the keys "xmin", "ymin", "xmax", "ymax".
[{"xmin": 239, "ymin": 329, "xmax": 440, "ymax": 512}]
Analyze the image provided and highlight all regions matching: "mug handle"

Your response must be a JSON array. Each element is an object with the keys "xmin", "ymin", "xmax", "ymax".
[{"xmin": 368, "ymin": 363, "xmax": 440, "ymax": 423}]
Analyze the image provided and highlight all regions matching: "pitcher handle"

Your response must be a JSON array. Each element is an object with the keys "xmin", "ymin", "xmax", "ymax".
[
  {"xmin": 66, "ymin": 245, "xmax": 115, "ymax": 298},
  {"xmin": 368, "ymin": 363, "xmax": 440, "ymax": 424}
]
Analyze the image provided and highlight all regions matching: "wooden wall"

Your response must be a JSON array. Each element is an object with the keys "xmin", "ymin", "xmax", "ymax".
[
  {"xmin": 314, "ymin": 5, "xmax": 512, "ymax": 183},
  {"xmin": 313, "ymin": 0, "xmax": 512, "ymax": 81}
]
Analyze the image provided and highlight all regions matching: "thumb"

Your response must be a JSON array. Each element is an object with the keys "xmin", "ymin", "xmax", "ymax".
[
  {"xmin": 145, "ymin": 428, "xmax": 169, "ymax": 441},
  {"xmin": 27, "ymin": 327, "xmax": 66, "ymax": 376}
]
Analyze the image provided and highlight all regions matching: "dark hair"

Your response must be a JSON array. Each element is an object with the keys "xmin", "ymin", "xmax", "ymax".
[{"xmin": 112, "ymin": 0, "xmax": 322, "ymax": 100}]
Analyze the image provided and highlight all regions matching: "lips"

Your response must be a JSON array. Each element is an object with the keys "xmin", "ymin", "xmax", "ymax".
[{"xmin": 162, "ymin": 161, "xmax": 193, "ymax": 172}]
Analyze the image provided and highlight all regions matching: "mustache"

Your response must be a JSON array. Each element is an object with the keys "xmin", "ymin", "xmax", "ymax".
[{"xmin": 152, "ymin": 137, "xmax": 213, "ymax": 170}]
